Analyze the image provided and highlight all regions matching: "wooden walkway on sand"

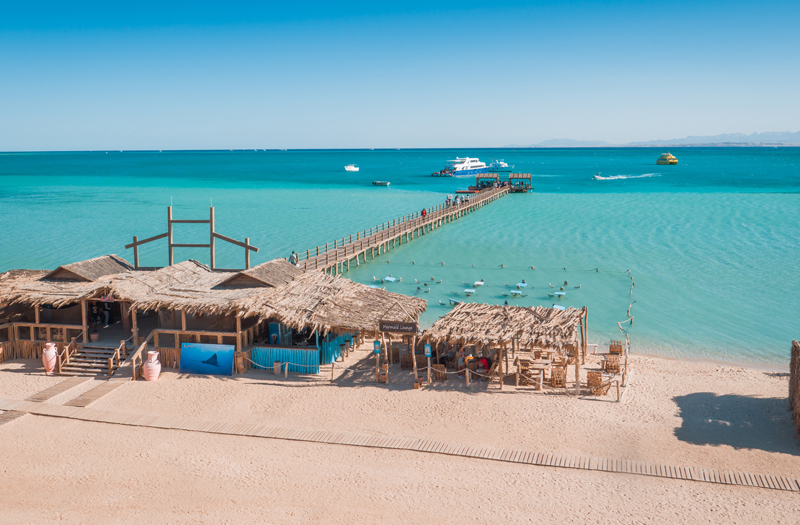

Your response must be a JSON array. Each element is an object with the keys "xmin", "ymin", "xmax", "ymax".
[
  {"xmin": 2, "ymin": 396, "xmax": 798, "ymax": 493},
  {"xmin": 0, "ymin": 376, "xmax": 91, "ymax": 426},
  {"xmin": 297, "ymin": 186, "xmax": 509, "ymax": 274},
  {"xmin": 65, "ymin": 378, "xmax": 129, "ymax": 408}
]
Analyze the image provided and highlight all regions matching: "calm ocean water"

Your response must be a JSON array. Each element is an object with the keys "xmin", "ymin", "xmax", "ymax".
[{"xmin": 1, "ymin": 148, "xmax": 798, "ymax": 368}]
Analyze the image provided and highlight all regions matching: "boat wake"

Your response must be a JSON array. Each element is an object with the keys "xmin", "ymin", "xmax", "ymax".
[{"xmin": 593, "ymin": 173, "xmax": 661, "ymax": 181}]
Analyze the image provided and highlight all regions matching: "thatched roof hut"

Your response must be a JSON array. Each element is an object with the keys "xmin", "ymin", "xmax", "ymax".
[
  {"xmin": 0, "ymin": 256, "xmax": 427, "ymax": 336},
  {"xmin": 423, "ymin": 303, "xmax": 587, "ymax": 351},
  {"xmin": 236, "ymin": 271, "xmax": 427, "ymax": 335},
  {"xmin": 44, "ymin": 254, "xmax": 133, "ymax": 281}
]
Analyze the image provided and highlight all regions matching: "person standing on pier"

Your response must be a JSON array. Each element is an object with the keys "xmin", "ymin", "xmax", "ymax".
[
  {"xmin": 421, "ymin": 208, "xmax": 426, "ymax": 218},
  {"xmin": 289, "ymin": 251, "xmax": 298, "ymax": 266}
]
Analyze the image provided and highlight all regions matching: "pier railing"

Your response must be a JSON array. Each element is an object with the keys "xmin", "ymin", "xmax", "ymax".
[{"xmin": 295, "ymin": 186, "xmax": 509, "ymax": 274}]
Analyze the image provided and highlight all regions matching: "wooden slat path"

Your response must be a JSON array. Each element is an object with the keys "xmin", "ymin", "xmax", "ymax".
[
  {"xmin": 2, "ymin": 397, "xmax": 798, "ymax": 493},
  {"xmin": 0, "ymin": 376, "xmax": 92, "ymax": 426},
  {"xmin": 64, "ymin": 379, "xmax": 129, "ymax": 408},
  {"xmin": 297, "ymin": 186, "xmax": 509, "ymax": 274},
  {"xmin": 25, "ymin": 376, "xmax": 92, "ymax": 403}
]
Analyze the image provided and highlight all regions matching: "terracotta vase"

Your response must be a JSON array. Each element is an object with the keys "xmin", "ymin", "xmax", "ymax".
[
  {"xmin": 143, "ymin": 351, "xmax": 161, "ymax": 381},
  {"xmin": 42, "ymin": 342, "xmax": 58, "ymax": 373}
]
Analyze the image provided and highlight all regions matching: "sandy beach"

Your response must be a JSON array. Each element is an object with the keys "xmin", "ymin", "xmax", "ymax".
[{"xmin": 1, "ymin": 346, "xmax": 798, "ymax": 524}]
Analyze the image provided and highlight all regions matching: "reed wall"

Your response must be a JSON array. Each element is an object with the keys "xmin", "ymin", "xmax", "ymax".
[
  {"xmin": 0, "ymin": 340, "xmax": 55, "ymax": 363},
  {"xmin": 790, "ymin": 340, "xmax": 800, "ymax": 441}
]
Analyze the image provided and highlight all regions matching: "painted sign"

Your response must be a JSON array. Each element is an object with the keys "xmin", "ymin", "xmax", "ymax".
[
  {"xmin": 373, "ymin": 340, "xmax": 381, "ymax": 354},
  {"xmin": 180, "ymin": 343, "xmax": 235, "ymax": 376},
  {"xmin": 378, "ymin": 321, "xmax": 417, "ymax": 334},
  {"xmin": 424, "ymin": 343, "xmax": 431, "ymax": 358}
]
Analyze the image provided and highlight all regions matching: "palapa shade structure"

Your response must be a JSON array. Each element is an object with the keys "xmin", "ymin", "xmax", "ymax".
[
  {"xmin": 423, "ymin": 303, "xmax": 587, "ymax": 353},
  {"xmin": 1, "ymin": 256, "xmax": 426, "ymax": 337}
]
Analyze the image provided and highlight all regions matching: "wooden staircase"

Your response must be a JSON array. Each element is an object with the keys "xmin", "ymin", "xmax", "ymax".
[{"xmin": 59, "ymin": 342, "xmax": 126, "ymax": 377}]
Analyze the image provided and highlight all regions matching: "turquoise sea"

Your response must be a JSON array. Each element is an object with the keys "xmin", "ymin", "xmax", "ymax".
[{"xmin": 1, "ymin": 148, "xmax": 798, "ymax": 369}]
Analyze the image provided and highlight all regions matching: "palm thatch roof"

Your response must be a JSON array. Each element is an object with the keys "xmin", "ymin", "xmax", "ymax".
[
  {"xmin": 44, "ymin": 254, "xmax": 133, "ymax": 281},
  {"xmin": 0, "ymin": 255, "xmax": 427, "ymax": 334},
  {"xmin": 423, "ymin": 303, "xmax": 586, "ymax": 350},
  {"xmin": 217, "ymin": 259, "xmax": 303, "ymax": 288},
  {"xmin": 0, "ymin": 268, "xmax": 108, "ymax": 308},
  {"xmin": 236, "ymin": 271, "xmax": 427, "ymax": 335}
]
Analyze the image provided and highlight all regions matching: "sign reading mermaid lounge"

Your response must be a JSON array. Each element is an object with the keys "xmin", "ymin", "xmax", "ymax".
[
  {"xmin": 180, "ymin": 342, "xmax": 235, "ymax": 376},
  {"xmin": 378, "ymin": 321, "xmax": 417, "ymax": 334}
]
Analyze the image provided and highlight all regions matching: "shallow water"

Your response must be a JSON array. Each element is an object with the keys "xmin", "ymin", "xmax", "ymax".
[{"xmin": 1, "ymin": 148, "xmax": 798, "ymax": 368}]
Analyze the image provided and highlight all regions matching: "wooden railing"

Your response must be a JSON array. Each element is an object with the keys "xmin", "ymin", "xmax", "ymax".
[
  {"xmin": 55, "ymin": 333, "xmax": 83, "ymax": 375},
  {"xmin": 1, "ymin": 321, "xmax": 86, "ymax": 344}
]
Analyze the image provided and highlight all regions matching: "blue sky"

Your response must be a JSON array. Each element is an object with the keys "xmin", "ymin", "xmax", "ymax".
[{"xmin": 1, "ymin": 1, "xmax": 798, "ymax": 150}]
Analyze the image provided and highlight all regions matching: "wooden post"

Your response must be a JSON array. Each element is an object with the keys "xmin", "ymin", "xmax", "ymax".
[
  {"xmin": 132, "ymin": 236, "xmax": 139, "ymax": 269},
  {"xmin": 168, "ymin": 206, "xmax": 174, "ymax": 266},
  {"xmin": 427, "ymin": 355, "xmax": 431, "ymax": 384},
  {"xmin": 245, "ymin": 238, "xmax": 251, "ymax": 269},
  {"xmin": 209, "ymin": 207, "xmax": 215, "ymax": 270},
  {"xmin": 181, "ymin": 309, "xmax": 187, "ymax": 331},
  {"xmin": 81, "ymin": 299, "xmax": 88, "ymax": 342},
  {"xmin": 574, "ymin": 345, "xmax": 581, "ymax": 395},
  {"xmin": 131, "ymin": 306, "xmax": 138, "ymax": 347},
  {"xmin": 236, "ymin": 315, "xmax": 242, "ymax": 353},
  {"xmin": 466, "ymin": 368, "xmax": 470, "ymax": 386},
  {"xmin": 35, "ymin": 305, "xmax": 40, "ymax": 325},
  {"xmin": 411, "ymin": 335, "xmax": 418, "ymax": 380}
]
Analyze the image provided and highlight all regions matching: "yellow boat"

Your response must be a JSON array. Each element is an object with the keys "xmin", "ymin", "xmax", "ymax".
[{"xmin": 656, "ymin": 153, "xmax": 678, "ymax": 165}]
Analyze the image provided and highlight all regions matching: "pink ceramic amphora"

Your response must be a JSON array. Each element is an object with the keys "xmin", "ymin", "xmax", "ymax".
[
  {"xmin": 42, "ymin": 342, "xmax": 58, "ymax": 373},
  {"xmin": 143, "ymin": 351, "xmax": 161, "ymax": 381}
]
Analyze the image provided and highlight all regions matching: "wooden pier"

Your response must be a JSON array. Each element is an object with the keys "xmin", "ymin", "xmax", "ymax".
[{"xmin": 297, "ymin": 186, "xmax": 509, "ymax": 274}]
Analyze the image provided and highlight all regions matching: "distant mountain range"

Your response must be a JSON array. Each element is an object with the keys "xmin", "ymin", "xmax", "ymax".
[{"xmin": 508, "ymin": 131, "xmax": 800, "ymax": 148}]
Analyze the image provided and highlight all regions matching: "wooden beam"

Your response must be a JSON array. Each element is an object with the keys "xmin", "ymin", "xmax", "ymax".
[
  {"xmin": 168, "ymin": 206, "xmax": 174, "ymax": 266},
  {"xmin": 132, "ymin": 236, "xmax": 139, "ymax": 268},
  {"xmin": 170, "ymin": 219, "xmax": 210, "ymax": 224},
  {"xmin": 213, "ymin": 232, "xmax": 259, "ymax": 251},
  {"xmin": 209, "ymin": 207, "xmax": 215, "ymax": 270},
  {"xmin": 170, "ymin": 243, "xmax": 211, "ymax": 248},
  {"xmin": 81, "ymin": 299, "xmax": 88, "ymax": 342},
  {"xmin": 124, "ymin": 232, "xmax": 168, "ymax": 249},
  {"xmin": 245, "ymin": 238, "xmax": 251, "ymax": 269},
  {"xmin": 181, "ymin": 309, "xmax": 187, "ymax": 331}
]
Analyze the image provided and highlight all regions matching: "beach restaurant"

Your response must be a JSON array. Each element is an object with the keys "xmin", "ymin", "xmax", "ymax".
[
  {"xmin": 0, "ymin": 255, "xmax": 426, "ymax": 376},
  {"xmin": 421, "ymin": 303, "xmax": 588, "ymax": 389}
]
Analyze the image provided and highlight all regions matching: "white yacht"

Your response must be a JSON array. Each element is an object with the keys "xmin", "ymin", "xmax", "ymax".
[
  {"xmin": 447, "ymin": 157, "xmax": 487, "ymax": 175},
  {"xmin": 487, "ymin": 159, "xmax": 513, "ymax": 172},
  {"xmin": 344, "ymin": 164, "xmax": 359, "ymax": 172}
]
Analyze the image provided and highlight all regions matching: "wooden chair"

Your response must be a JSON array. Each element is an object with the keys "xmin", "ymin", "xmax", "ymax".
[
  {"xmin": 604, "ymin": 355, "xmax": 621, "ymax": 374},
  {"xmin": 550, "ymin": 367, "xmax": 566, "ymax": 388},
  {"xmin": 609, "ymin": 340, "xmax": 623, "ymax": 355},
  {"xmin": 432, "ymin": 364, "xmax": 447, "ymax": 381},
  {"xmin": 587, "ymin": 370, "xmax": 611, "ymax": 395}
]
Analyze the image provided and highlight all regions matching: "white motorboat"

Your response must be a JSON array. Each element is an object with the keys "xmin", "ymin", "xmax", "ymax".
[
  {"xmin": 345, "ymin": 164, "xmax": 359, "ymax": 172},
  {"xmin": 433, "ymin": 157, "xmax": 487, "ymax": 176},
  {"xmin": 487, "ymin": 159, "xmax": 513, "ymax": 172}
]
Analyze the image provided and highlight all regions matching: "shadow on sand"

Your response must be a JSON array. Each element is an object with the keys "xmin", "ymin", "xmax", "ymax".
[{"xmin": 673, "ymin": 392, "xmax": 799, "ymax": 455}]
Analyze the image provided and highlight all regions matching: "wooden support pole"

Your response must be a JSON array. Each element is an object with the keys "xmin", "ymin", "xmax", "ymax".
[
  {"xmin": 209, "ymin": 207, "xmax": 215, "ymax": 270},
  {"xmin": 236, "ymin": 315, "xmax": 242, "ymax": 353},
  {"xmin": 131, "ymin": 306, "xmax": 138, "ymax": 347},
  {"xmin": 81, "ymin": 299, "xmax": 88, "ymax": 342},
  {"xmin": 245, "ymin": 238, "xmax": 251, "ymax": 269},
  {"xmin": 168, "ymin": 206, "xmax": 174, "ymax": 266},
  {"xmin": 132, "ymin": 236, "xmax": 139, "ymax": 269}
]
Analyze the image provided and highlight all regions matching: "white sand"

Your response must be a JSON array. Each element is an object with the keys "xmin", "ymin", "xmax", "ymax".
[{"xmin": 1, "ymin": 348, "xmax": 798, "ymax": 524}]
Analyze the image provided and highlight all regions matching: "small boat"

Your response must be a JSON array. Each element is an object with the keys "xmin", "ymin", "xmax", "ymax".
[
  {"xmin": 345, "ymin": 164, "xmax": 360, "ymax": 172},
  {"xmin": 656, "ymin": 153, "xmax": 678, "ymax": 165},
  {"xmin": 487, "ymin": 159, "xmax": 513, "ymax": 173},
  {"xmin": 464, "ymin": 288, "xmax": 476, "ymax": 296},
  {"xmin": 473, "ymin": 280, "xmax": 485, "ymax": 287},
  {"xmin": 593, "ymin": 172, "xmax": 603, "ymax": 180},
  {"xmin": 449, "ymin": 298, "xmax": 462, "ymax": 306},
  {"xmin": 372, "ymin": 181, "xmax": 390, "ymax": 186},
  {"xmin": 455, "ymin": 189, "xmax": 477, "ymax": 194}
]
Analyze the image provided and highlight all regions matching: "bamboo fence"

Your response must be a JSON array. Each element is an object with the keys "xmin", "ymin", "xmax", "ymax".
[{"xmin": 790, "ymin": 340, "xmax": 800, "ymax": 441}]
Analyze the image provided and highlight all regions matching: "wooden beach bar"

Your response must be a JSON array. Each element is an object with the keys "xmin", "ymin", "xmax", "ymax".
[{"xmin": 0, "ymin": 255, "xmax": 425, "ymax": 378}]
